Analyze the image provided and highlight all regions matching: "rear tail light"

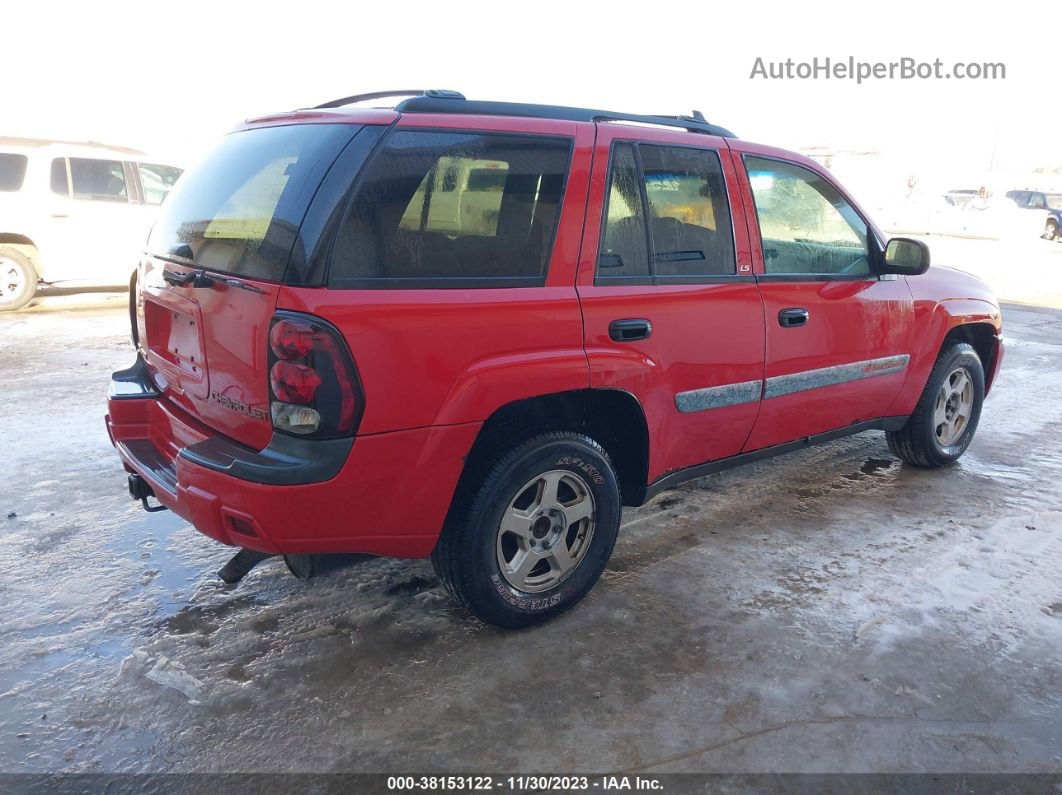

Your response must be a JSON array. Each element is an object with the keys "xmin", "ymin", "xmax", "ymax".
[{"xmin": 267, "ymin": 312, "xmax": 364, "ymax": 438}]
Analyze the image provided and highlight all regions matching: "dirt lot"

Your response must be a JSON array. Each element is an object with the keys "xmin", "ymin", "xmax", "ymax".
[{"xmin": 0, "ymin": 289, "xmax": 1060, "ymax": 777}]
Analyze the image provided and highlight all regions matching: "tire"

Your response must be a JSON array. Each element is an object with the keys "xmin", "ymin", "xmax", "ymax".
[
  {"xmin": 432, "ymin": 432, "xmax": 621, "ymax": 628},
  {"xmin": 886, "ymin": 342, "xmax": 985, "ymax": 468},
  {"xmin": 1046, "ymin": 219, "xmax": 1059, "ymax": 241},
  {"xmin": 0, "ymin": 247, "xmax": 38, "ymax": 312}
]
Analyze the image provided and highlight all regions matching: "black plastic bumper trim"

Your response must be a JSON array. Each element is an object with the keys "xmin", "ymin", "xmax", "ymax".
[
  {"xmin": 119, "ymin": 439, "xmax": 178, "ymax": 495},
  {"xmin": 179, "ymin": 432, "xmax": 353, "ymax": 486},
  {"xmin": 109, "ymin": 353, "xmax": 160, "ymax": 399}
]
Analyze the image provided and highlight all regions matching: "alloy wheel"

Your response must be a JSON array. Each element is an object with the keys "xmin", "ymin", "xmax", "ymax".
[
  {"xmin": 0, "ymin": 257, "xmax": 26, "ymax": 302},
  {"xmin": 934, "ymin": 366, "xmax": 974, "ymax": 446},
  {"xmin": 495, "ymin": 469, "xmax": 596, "ymax": 593}
]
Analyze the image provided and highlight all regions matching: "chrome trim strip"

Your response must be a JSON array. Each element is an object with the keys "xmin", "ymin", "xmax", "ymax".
[
  {"xmin": 675, "ymin": 379, "xmax": 763, "ymax": 413},
  {"xmin": 764, "ymin": 354, "xmax": 910, "ymax": 399},
  {"xmin": 672, "ymin": 354, "xmax": 910, "ymax": 414}
]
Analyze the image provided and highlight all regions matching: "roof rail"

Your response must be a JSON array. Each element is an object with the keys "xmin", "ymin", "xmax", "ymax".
[
  {"xmin": 393, "ymin": 96, "xmax": 735, "ymax": 138},
  {"xmin": 313, "ymin": 89, "xmax": 465, "ymax": 110}
]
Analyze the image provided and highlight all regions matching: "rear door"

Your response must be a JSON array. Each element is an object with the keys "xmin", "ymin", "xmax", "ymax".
[
  {"xmin": 137, "ymin": 121, "xmax": 368, "ymax": 449},
  {"xmin": 44, "ymin": 156, "xmax": 143, "ymax": 284},
  {"xmin": 730, "ymin": 144, "xmax": 915, "ymax": 452},
  {"xmin": 576, "ymin": 125, "xmax": 766, "ymax": 483}
]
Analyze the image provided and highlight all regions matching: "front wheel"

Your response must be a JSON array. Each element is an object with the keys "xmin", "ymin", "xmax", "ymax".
[
  {"xmin": 432, "ymin": 432, "xmax": 621, "ymax": 628},
  {"xmin": 887, "ymin": 342, "xmax": 985, "ymax": 467},
  {"xmin": 0, "ymin": 247, "xmax": 38, "ymax": 312},
  {"xmin": 1045, "ymin": 219, "xmax": 1059, "ymax": 241}
]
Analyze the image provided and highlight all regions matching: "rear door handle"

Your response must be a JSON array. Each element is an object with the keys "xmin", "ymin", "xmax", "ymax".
[
  {"xmin": 778, "ymin": 308, "xmax": 809, "ymax": 328},
  {"xmin": 609, "ymin": 318, "xmax": 652, "ymax": 342}
]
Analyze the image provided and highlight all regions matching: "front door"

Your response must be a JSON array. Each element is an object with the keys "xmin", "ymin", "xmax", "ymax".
[
  {"xmin": 577, "ymin": 125, "xmax": 766, "ymax": 483},
  {"xmin": 730, "ymin": 146, "xmax": 915, "ymax": 452}
]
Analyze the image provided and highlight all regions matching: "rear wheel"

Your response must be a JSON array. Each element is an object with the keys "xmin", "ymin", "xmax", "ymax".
[
  {"xmin": 887, "ymin": 342, "xmax": 985, "ymax": 467},
  {"xmin": 0, "ymin": 247, "xmax": 37, "ymax": 312},
  {"xmin": 432, "ymin": 432, "xmax": 621, "ymax": 628}
]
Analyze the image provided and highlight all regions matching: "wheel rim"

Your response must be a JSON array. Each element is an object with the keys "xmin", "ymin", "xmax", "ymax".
[
  {"xmin": 934, "ymin": 366, "xmax": 974, "ymax": 446},
  {"xmin": 0, "ymin": 257, "xmax": 26, "ymax": 301},
  {"xmin": 495, "ymin": 469, "xmax": 596, "ymax": 593}
]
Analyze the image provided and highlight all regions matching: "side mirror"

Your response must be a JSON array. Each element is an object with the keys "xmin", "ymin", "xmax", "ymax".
[{"xmin": 880, "ymin": 237, "xmax": 930, "ymax": 276}]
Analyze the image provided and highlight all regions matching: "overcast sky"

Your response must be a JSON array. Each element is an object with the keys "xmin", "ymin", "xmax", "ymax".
[{"xmin": 4, "ymin": 0, "xmax": 1055, "ymax": 181}]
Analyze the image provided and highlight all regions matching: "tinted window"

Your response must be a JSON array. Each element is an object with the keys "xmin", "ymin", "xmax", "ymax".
[
  {"xmin": 597, "ymin": 143, "xmax": 649, "ymax": 278},
  {"xmin": 331, "ymin": 130, "xmax": 571, "ymax": 287},
  {"xmin": 137, "ymin": 163, "xmax": 183, "ymax": 205},
  {"xmin": 0, "ymin": 154, "xmax": 28, "ymax": 192},
  {"xmin": 148, "ymin": 123, "xmax": 357, "ymax": 281},
  {"xmin": 745, "ymin": 156, "xmax": 871, "ymax": 277},
  {"xmin": 51, "ymin": 158, "xmax": 69, "ymax": 195},
  {"xmin": 640, "ymin": 145, "xmax": 735, "ymax": 277},
  {"xmin": 70, "ymin": 158, "xmax": 128, "ymax": 201},
  {"xmin": 1028, "ymin": 193, "xmax": 1046, "ymax": 209},
  {"xmin": 597, "ymin": 143, "xmax": 735, "ymax": 282}
]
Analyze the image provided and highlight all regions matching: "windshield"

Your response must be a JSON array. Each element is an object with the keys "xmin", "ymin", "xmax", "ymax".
[{"xmin": 147, "ymin": 123, "xmax": 358, "ymax": 281}]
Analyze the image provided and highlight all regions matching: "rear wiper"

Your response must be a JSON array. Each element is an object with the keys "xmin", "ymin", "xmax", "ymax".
[{"xmin": 162, "ymin": 268, "xmax": 214, "ymax": 288}]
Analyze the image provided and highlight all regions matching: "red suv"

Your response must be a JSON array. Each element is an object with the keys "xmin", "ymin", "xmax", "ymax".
[{"xmin": 106, "ymin": 90, "xmax": 1003, "ymax": 627}]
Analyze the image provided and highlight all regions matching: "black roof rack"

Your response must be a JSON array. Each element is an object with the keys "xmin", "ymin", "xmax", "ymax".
[
  {"xmin": 394, "ymin": 95, "xmax": 736, "ymax": 138},
  {"xmin": 314, "ymin": 89, "xmax": 465, "ymax": 110}
]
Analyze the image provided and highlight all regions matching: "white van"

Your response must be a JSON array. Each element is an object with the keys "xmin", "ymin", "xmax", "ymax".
[{"xmin": 0, "ymin": 137, "xmax": 182, "ymax": 310}]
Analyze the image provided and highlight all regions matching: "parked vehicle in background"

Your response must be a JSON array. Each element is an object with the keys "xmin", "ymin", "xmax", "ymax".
[
  {"xmin": 106, "ymin": 90, "xmax": 1003, "ymax": 627},
  {"xmin": 0, "ymin": 137, "xmax": 183, "ymax": 311},
  {"xmin": 1005, "ymin": 190, "xmax": 1062, "ymax": 240}
]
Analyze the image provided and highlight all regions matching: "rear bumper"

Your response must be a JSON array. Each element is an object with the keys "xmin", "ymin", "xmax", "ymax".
[{"xmin": 106, "ymin": 359, "xmax": 480, "ymax": 558}]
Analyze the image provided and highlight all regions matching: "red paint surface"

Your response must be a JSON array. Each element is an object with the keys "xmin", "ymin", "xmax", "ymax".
[{"xmin": 107, "ymin": 107, "xmax": 1003, "ymax": 558}]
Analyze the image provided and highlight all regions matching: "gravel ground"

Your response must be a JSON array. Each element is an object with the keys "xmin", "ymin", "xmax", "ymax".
[{"xmin": 0, "ymin": 289, "xmax": 1059, "ymax": 777}]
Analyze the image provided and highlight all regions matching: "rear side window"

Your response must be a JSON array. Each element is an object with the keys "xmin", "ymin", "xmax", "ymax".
[
  {"xmin": 330, "ymin": 130, "xmax": 571, "ymax": 288},
  {"xmin": 70, "ymin": 158, "xmax": 129, "ymax": 201},
  {"xmin": 597, "ymin": 143, "xmax": 650, "ymax": 278},
  {"xmin": 137, "ymin": 163, "xmax": 183, "ymax": 204},
  {"xmin": 147, "ymin": 123, "xmax": 358, "ymax": 281},
  {"xmin": 51, "ymin": 159, "xmax": 69, "ymax": 195},
  {"xmin": 0, "ymin": 154, "xmax": 28, "ymax": 192},
  {"xmin": 597, "ymin": 142, "xmax": 736, "ymax": 283}
]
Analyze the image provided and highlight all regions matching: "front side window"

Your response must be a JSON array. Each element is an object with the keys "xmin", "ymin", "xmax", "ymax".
[
  {"xmin": 69, "ymin": 158, "xmax": 128, "ymax": 201},
  {"xmin": 597, "ymin": 142, "xmax": 736, "ymax": 282},
  {"xmin": 137, "ymin": 163, "xmax": 183, "ymax": 205},
  {"xmin": 1028, "ymin": 193, "xmax": 1046, "ymax": 209},
  {"xmin": 331, "ymin": 130, "xmax": 571, "ymax": 287},
  {"xmin": 0, "ymin": 154, "xmax": 28, "ymax": 192},
  {"xmin": 745, "ymin": 156, "xmax": 871, "ymax": 277}
]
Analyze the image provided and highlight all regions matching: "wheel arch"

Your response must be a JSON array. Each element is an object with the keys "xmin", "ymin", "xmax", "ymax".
[
  {"xmin": 940, "ymin": 321, "xmax": 999, "ymax": 391},
  {"xmin": 446, "ymin": 389, "xmax": 651, "ymax": 529},
  {"xmin": 0, "ymin": 233, "xmax": 43, "ymax": 278}
]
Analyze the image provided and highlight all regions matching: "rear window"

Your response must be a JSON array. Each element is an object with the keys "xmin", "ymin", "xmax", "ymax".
[
  {"xmin": 147, "ymin": 123, "xmax": 358, "ymax": 281},
  {"xmin": 0, "ymin": 153, "xmax": 28, "ymax": 192},
  {"xmin": 330, "ymin": 130, "xmax": 571, "ymax": 288}
]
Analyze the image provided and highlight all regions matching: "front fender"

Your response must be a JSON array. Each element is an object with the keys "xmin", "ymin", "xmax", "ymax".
[{"xmin": 888, "ymin": 295, "xmax": 1002, "ymax": 415}]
